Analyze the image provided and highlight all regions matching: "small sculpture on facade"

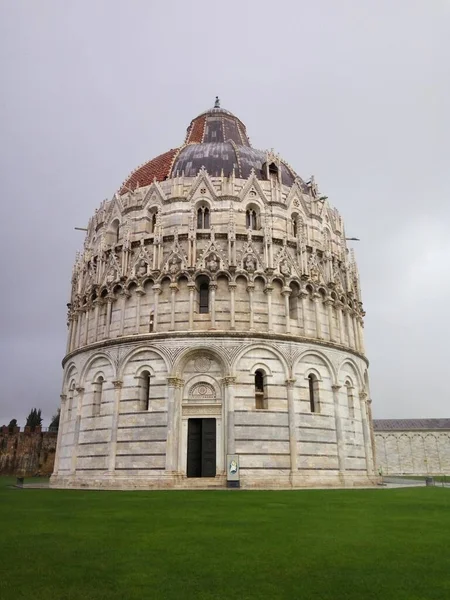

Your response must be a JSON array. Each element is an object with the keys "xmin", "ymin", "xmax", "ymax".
[
  {"xmin": 245, "ymin": 255, "xmax": 256, "ymax": 272},
  {"xmin": 280, "ymin": 261, "xmax": 291, "ymax": 276},
  {"xmin": 137, "ymin": 260, "xmax": 147, "ymax": 277},
  {"xmin": 207, "ymin": 254, "xmax": 219, "ymax": 272},
  {"xmin": 169, "ymin": 257, "xmax": 180, "ymax": 275}
]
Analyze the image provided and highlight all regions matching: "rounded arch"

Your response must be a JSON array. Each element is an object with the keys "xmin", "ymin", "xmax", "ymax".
[
  {"xmin": 235, "ymin": 272, "xmax": 251, "ymax": 285},
  {"xmin": 215, "ymin": 270, "xmax": 231, "ymax": 282},
  {"xmin": 304, "ymin": 367, "xmax": 322, "ymax": 382},
  {"xmin": 232, "ymin": 342, "xmax": 290, "ymax": 379},
  {"xmin": 337, "ymin": 358, "xmax": 364, "ymax": 389},
  {"xmin": 254, "ymin": 273, "xmax": 268, "ymax": 286},
  {"xmin": 194, "ymin": 197, "xmax": 212, "ymax": 211},
  {"xmin": 80, "ymin": 351, "xmax": 117, "ymax": 384},
  {"xmin": 293, "ymin": 349, "xmax": 336, "ymax": 383},
  {"xmin": 248, "ymin": 362, "xmax": 273, "ymax": 378},
  {"xmin": 133, "ymin": 363, "xmax": 156, "ymax": 379},
  {"xmin": 183, "ymin": 373, "xmax": 222, "ymax": 400},
  {"xmin": 270, "ymin": 276, "xmax": 284, "ymax": 288},
  {"xmin": 62, "ymin": 362, "xmax": 78, "ymax": 392},
  {"xmin": 118, "ymin": 345, "xmax": 170, "ymax": 380},
  {"xmin": 91, "ymin": 370, "xmax": 106, "ymax": 383},
  {"xmin": 173, "ymin": 346, "xmax": 228, "ymax": 378}
]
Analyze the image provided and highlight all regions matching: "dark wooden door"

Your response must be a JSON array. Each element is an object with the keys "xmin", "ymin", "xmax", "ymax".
[
  {"xmin": 201, "ymin": 418, "xmax": 216, "ymax": 477},
  {"xmin": 187, "ymin": 419, "xmax": 202, "ymax": 477},
  {"xmin": 187, "ymin": 418, "xmax": 216, "ymax": 477}
]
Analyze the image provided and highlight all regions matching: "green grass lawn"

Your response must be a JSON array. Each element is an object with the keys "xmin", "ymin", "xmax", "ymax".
[{"xmin": 1, "ymin": 477, "xmax": 449, "ymax": 600}]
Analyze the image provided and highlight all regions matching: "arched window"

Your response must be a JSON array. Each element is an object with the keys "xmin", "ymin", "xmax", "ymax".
[
  {"xmin": 255, "ymin": 369, "xmax": 267, "ymax": 409},
  {"xmin": 346, "ymin": 382, "xmax": 355, "ymax": 419},
  {"xmin": 151, "ymin": 212, "xmax": 157, "ymax": 233},
  {"xmin": 246, "ymin": 209, "xmax": 258, "ymax": 230},
  {"xmin": 109, "ymin": 219, "xmax": 120, "ymax": 245},
  {"xmin": 67, "ymin": 382, "xmax": 75, "ymax": 419},
  {"xmin": 308, "ymin": 373, "xmax": 319, "ymax": 413},
  {"xmin": 289, "ymin": 282, "xmax": 300, "ymax": 319},
  {"xmin": 197, "ymin": 206, "xmax": 210, "ymax": 229},
  {"xmin": 93, "ymin": 376, "xmax": 104, "ymax": 416},
  {"xmin": 269, "ymin": 162, "xmax": 279, "ymax": 183},
  {"xmin": 199, "ymin": 282, "xmax": 209, "ymax": 313},
  {"xmin": 140, "ymin": 370, "xmax": 151, "ymax": 411},
  {"xmin": 292, "ymin": 216, "xmax": 298, "ymax": 238},
  {"xmin": 149, "ymin": 311, "xmax": 154, "ymax": 332}
]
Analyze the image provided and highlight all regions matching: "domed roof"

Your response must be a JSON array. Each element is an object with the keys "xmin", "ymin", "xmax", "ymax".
[{"xmin": 118, "ymin": 99, "xmax": 306, "ymax": 194}]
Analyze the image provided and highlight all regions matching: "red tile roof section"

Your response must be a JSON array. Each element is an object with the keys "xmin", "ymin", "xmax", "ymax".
[
  {"xmin": 185, "ymin": 115, "xmax": 206, "ymax": 144},
  {"xmin": 119, "ymin": 148, "xmax": 179, "ymax": 195}
]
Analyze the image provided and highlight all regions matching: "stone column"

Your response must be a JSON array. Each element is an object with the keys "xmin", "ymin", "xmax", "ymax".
[
  {"xmin": 337, "ymin": 302, "xmax": 346, "ymax": 345},
  {"xmin": 209, "ymin": 282, "xmax": 217, "ymax": 329},
  {"xmin": 265, "ymin": 285, "xmax": 273, "ymax": 332},
  {"xmin": 188, "ymin": 282, "xmax": 195, "ymax": 330},
  {"xmin": 53, "ymin": 394, "xmax": 67, "ymax": 475},
  {"xmin": 359, "ymin": 391, "xmax": 374, "ymax": 475},
  {"xmin": 119, "ymin": 291, "xmax": 128, "ymax": 336},
  {"xmin": 70, "ymin": 386, "xmax": 85, "ymax": 474},
  {"xmin": 247, "ymin": 283, "xmax": 255, "ymax": 330},
  {"xmin": 152, "ymin": 284, "xmax": 161, "ymax": 332},
  {"xmin": 357, "ymin": 317, "xmax": 365, "ymax": 354},
  {"xmin": 313, "ymin": 293, "xmax": 322, "ymax": 339},
  {"xmin": 352, "ymin": 313, "xmax": 359, "ymax": 351},
  {"xmin": 105, "ymin": 299, "xmax": 113, "ymax": 338},
  {"xmin": 165, "ymin": 377, "xmax": 184, "ymax": 473},
  {"xmin": 282, "ymin": 288, "xmax": 291, "ymax": 334},
  {"xmin": 332, "ymin": 384, "xmax": 346, "ymax": 477},
  {"xmin": 169, "ymin": 283, "xmax": 178, "ymax": 331},
  {"xmin": 66, "ymin": 318, "xmax": 74, "ymax": 354},
  {"xmin": 223, "ymin": 376, "xmax": 237, "ymax": 455},
  {"xmin": 76, "ymin": 311, "xmax": 83, "ymax": 348},
  {"xmin": 109, "ymin": 380, "xmax": 123, "ymax": 473},
  {"xmin": 83, "ymin": 307, "xmax": 90, "ymax": 345},
  {"xmin": 344, "ymin": 308, "xmax": 353, "ymax": 348},
  {"xmin": 299, "ymin": 290, "xmax": 308, "ymax": 335},
  {"xmin": 135, "ymin": 287, "xmax": 145, "ymax": 334},
  {"xmin": 93, "ymin": 301, "xmax": 100, "ymax": 343},
  {"xmin": 286, "ymin": 379, "xmax": 298, "ymax": 475},
  {"xmin": 325, "ymin": 298, "xmax": 335, "ymax": 342},
  {"xmin": 229, "ymin": 282, "xmax": 236, "ymax": 330}
]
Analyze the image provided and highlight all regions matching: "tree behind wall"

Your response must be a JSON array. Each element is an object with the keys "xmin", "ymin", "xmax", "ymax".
[
  {"xmin": 49, "ymin": 409, "xmax": 60, "ymax": 432},
  {"xmin": 7, "ymin": 419, "xmax": 17, "ymax": 432},
  {"xmin": 25, "ymin": 408, "xmax": 42, "ymax": 431}
]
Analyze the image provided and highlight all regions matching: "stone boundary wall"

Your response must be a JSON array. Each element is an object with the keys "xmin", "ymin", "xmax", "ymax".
[
  {"xmin": 0, "ymin": 428, "xmax": 57, "ymax": 476},
  {"xmin": 375, "ymin": 427, "xmax": 450, "ymax": 476}
]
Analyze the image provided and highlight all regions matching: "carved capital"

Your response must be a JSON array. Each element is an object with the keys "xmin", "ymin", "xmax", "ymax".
[
  {"xmin": 112, "ymin": 380, "xmax": 123, "ymax": 389},
  {"xmin": 60, "ymin": 394, "xmax": 67, "ymax": 403},
  {"xmin": 228, "ymin": 282, "xmax": 237, "ymax": 290},
  {"xmin": 75, "ymin": 386, "xmax": 85, "ymax": 394},
  {"xmin": 152, "ymin": 284, "xmax": 162, "ymax": 295},
  {"xmin": 187, "ymin": 282, "xmax": 196, "ymax": 290},
  {"xmin": 208, "ymin": 282, "xmax": 218, "ymax": 290},
  {"xmin": 167, "ymin": 376, "xmax": 184, "ymax": 388},
  {"xmin": 282, "ymin": 287, "xmax": 291, "ymax": 296},
  {"xmin": 331, "ymin": 384, "xmax": 341, "ymax": 392},
  {"xmin": 359, "ymin": 391, "xmax": 368, "ymax": 400},
  {"xmin": 169, "ymin": 283, "xmax": 179, "ymax": 291},
  {"xmin": 285, "ymin": 378, "xmax": 296, "ymax": 388},
  {"xmin": 264, "ymin": 285, "xmax": 274, "ymax": 295},
  {"xmin": 222, "ymin": 376, "xmax": 237, "ymax": 386}
]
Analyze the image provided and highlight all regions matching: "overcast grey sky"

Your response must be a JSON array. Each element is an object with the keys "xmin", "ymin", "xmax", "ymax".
[{"xmin": 0, "ymin": 1, "xmax": 449, "ymax": 425}]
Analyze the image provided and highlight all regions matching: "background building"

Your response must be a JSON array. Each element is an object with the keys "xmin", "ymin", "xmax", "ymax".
[{"xmin": 51, "ymin": 101, "xmax": 376, "ymax": 489}]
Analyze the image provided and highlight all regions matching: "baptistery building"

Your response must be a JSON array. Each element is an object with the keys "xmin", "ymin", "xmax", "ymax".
[{"xmin": 51, "ymin": 100, "xmax": 376, "ymax": 489}]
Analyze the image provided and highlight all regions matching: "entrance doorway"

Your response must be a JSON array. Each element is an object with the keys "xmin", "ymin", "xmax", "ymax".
[{"xmin": 187, "ymin": 418, "xmax": 216, "ymax": 477}]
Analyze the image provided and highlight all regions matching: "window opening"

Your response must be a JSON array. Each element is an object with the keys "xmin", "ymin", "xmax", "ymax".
[{"xmin": 255, "ymin": 370, "xmax": 266, "ymax": 409}]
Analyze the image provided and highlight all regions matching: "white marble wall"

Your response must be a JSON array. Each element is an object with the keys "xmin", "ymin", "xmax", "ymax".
[
  {"xmin": 52, "ymin": 337, "xmax": 376, "ymax": 489},
  {"xmin": 375, "ymin": 431, "xmax": 450, "ymax": 475}
]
